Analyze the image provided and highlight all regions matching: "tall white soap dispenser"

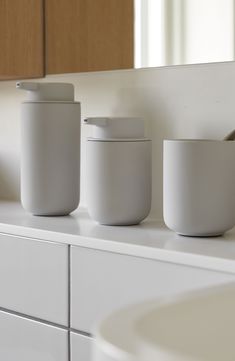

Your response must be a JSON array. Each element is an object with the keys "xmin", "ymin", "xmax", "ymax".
[
  {"xmin": 84, "ymin": 117, "xmax": 152, "ymax": 225},
  {"xmin": 17, "ymin": 82, "xmax": 81, "ymax": 216}
]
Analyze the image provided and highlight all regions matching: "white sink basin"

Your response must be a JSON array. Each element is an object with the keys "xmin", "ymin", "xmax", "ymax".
[{"xmin": 93, "ymin": 283, "xmax": 235, "ymax": 361}]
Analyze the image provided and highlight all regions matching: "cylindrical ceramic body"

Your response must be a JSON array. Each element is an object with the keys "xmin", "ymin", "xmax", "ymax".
[
  {"xmin": 87, "ymin": 139, "xmax": 152, "ymax": 225},
  {"xmin": 164, "ymin": 140, "xmax": 235, "ymax": 236},
  {"xmin": 21, "ymin": 101, "xmax": 80, "ymax": 216}
]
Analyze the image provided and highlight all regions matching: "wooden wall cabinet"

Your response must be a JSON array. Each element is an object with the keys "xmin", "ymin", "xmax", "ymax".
[
  {"xmin": 0, "ymin": 0, "xmax": 44, "ymax": 80},
  {"xmin": 45, "ymin": 0, "xmax": 134, "ymax": 74},
  {"xmin": 0, "ymin": 0, "xmax": 133, "ymax": 81}
]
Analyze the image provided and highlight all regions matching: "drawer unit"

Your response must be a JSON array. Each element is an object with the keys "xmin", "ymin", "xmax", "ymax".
[
  {"xmin": 71, "ymin": 332, "xmax": 93, "ymax": 361},
  {"xmin": 71, "ymin": 246, "xmax": 235, "ymax": 332},
  {"xmin": 0, "ymin": 234, "xmax": 68, "ymax": 325},
  {"xmin": 0, "ymin": 311, "xmax": 68, "ymax": 361}
]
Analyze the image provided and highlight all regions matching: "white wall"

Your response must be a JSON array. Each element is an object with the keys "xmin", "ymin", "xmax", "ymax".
[
  {"xmin": 0, "ymin": 61, "xmax": 235, "ymax": 218},
  {"xmin": 184, "ymin": 0, "xmax": 234, "ymax": 64}
]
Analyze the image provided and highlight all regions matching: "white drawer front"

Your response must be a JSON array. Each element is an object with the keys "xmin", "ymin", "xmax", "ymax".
[
  {"xmin": 0, "ymin": 234, "xmax": 68, "ymax": 325},
  {"xmin": 71, "ymin": 332, "xmax": 92, "ymax": 361},
  {"xmin": 0, "ymin": 311, "xmax": 68, "ymax": 361},
  {"xmin": 71, "ymin": 246, "xmax": 235, "ymax": 332}
]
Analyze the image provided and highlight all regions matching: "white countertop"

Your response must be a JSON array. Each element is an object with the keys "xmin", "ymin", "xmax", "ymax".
[{"xmin": 0, "ymin": 201, "xmax": 235, "ymax": 274}]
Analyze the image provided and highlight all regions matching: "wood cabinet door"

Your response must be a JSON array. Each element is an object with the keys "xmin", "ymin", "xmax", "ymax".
[
  {"xmin": 0, "ymin": 0, "xmax": 44, "ymax": 80},
  {"xmin": 45, "ymin": 0, "xmax": 134, "ymax": 74}
]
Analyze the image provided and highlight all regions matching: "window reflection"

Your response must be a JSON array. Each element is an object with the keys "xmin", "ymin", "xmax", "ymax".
[{"xmin": 135, "ymin": 0, "xmax": 234, "ymax": 68}]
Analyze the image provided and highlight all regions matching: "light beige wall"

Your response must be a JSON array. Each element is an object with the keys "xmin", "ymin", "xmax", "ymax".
[{"xmin": 0, "ymin": 61, "xmax": 234, "ymax": 218}]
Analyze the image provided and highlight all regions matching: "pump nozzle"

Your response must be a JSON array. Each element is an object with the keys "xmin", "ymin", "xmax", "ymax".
[
  {"xmin": 16, "ymin": 82, "xmax": 74, "ymax": 102},
  {"xmin": 84, "ymin": 118, "xmax": 108, "ymax": 126},
  {"xmin": 83, "ymin": 117, "xmax": 145, "ymax": 140},
  {"xmin": 16, "ymin": 82, "xmax": 39, "ymax": 91},
  {"xmin": 16, "ymin": 81, "xmax": 74, "ymax": 102}
]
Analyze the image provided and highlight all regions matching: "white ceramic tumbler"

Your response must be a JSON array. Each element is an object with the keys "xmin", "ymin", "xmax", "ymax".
[
  {"xmin": 18, "ymin": 82, "xmax": 81, "ymax": 216},
  {"xmin": 164, "ymin": 140, "xmax": 235, "ymax": 236},
  {"xmin": 85, "ymin": 117, "xmax": 152, "ymax": 225}
]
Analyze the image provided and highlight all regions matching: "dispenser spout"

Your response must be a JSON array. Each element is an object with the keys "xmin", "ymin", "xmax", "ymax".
[
  {"xmin": 84, "ymin": 118, "xmax": 108, "ymax": 126},
  {"xmin": 16, "ymin": 82, "xmax": 75, "ymax": 102},
  {"xmin": 83, "ymin": 117, "xmax": 145, "ymax": 140},
  {"xmin": 16, "ymin": 82, "xmax": 39, "ymax": 91}
]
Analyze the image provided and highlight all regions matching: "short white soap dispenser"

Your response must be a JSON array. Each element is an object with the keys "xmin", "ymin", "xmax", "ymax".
[
  {"xmin": 17, "ymin": 82, "xmax": 81, "ymax": 216},
  {"xmin": 84, "ymin": 117, "xmax": 152, "ymax": 225}
]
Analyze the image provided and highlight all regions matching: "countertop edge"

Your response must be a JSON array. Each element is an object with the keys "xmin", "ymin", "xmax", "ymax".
[{"xmin": 0, "ymin": 222, "xmax": 234, "ymax": 275}]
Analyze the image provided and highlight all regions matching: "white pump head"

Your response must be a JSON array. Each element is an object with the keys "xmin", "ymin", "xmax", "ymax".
[
  {"xmin": 16, "ymin": 82, "xmax": 74, "ymax": 102},
  {"xmin": 84, "ymin": 117, "xmax": 145, "ymax": 139}
]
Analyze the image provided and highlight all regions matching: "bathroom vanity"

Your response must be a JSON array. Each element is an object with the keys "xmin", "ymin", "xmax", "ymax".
[{"xmin": 0, "ymin": 201, "xmax": 235, "ymax": 361}]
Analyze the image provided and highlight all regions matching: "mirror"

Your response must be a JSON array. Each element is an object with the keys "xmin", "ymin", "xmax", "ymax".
[{"xmin": 134, "ymin": 0, "xmax": 234, "ymax": 68}]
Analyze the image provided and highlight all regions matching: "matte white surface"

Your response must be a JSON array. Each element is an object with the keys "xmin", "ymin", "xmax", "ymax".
[
  {"xmin": 71, "ymin": 332, "xmax": 93, "ymax": 361},
  {"xmin": 71, "ymin": 246, "xmax": 234, "ymax": 333},
  {"xmin": 0, "ymin": 202, "xmax": 234, "ymax": 273},
  {"xmin": 1, "ymin": 62, "xmax": 235, "ymax": 217},
  {"xmin": 86, "ymin": 139, "xmax": 151, "ymax": 225},
  {"xmin": 164, "ymin": 140, "xmax": 235, "ymax": 236},
  {"xmin": 94, "ymin": 283, "xmax": 235, "ymax": 361},
  {"xmin": 0, "ymin": 311, "xmax": 68, "ymax": 361},
  {"xmin": 0, "ymin": 232, "xmax": 68, "ymax": 325},
  {"xmin": 16, "ymin": 82, "xmax": 74, "ymax": 101},
  {"xmin": 21, "ymin": 101, "xmax": 80, "ymax": 215},
  {"xmin": 84, "ymin": 117, "xmax": 145, "ymax": 139}
]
